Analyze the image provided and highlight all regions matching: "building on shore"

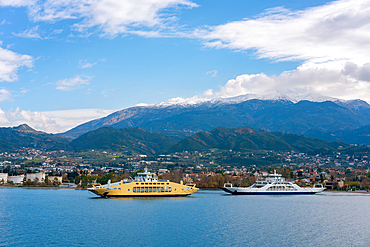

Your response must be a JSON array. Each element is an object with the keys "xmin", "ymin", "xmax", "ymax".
[
  {"xmin": 26, "ymin": 173, "xmax": 45, "ymax": 182},
  {"xmin": 60, "ymin": 183, "xmax": 77, "ymax": 188},
  {"xmin": 324, "ymin": 179, "xmax": 345, "ymax": 190},
  {"xmin": 47, "ymin": 176, "xmax": 62, "ymax": 185},
  {"xmin": 0, "ymin": 173, "xmax": 8, "ymax": 184},
  {"xmin": 8, "ymin": 175, "xmax": 25, "ymax": 185}
]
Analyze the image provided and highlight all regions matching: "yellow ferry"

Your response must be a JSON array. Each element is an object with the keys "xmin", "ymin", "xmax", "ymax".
[{"xmin": 87, "ymin": 168, "xmax": 199, "ymax": 198}]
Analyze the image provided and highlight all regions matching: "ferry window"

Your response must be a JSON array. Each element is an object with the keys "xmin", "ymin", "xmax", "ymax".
[
  {"xmin": 128, "ymin": 189, "xmax": 130, "ymax": 191},
  {"xmin": 145, "ymin": 187, "xmax": 148, "ymax": 192},
  {"xmin": 169, "ymin": 187, "xmax": 172, "ymax": 192},
  {"xmin": 175, "ymin": 189, "xmax": 176, "ymax": 191},
  {"xmin": 119, "ymin": 188, "xmax": 121, "ymax": 190},
  {"xmin": 133, "ymin": 187, "xmax": 136, "ymax": 193},
  {"xmin": 167, "ymin": 183, "xmax": 169, "ymax": 185},
  {"xmin": 165, "ymin": 186, "xmax": 168, "ymax": 192},
  {"xmin": 136, "ymin": 183, "xmax": 139, "ymax": 185},
  {"xmin": 153, "ymin": 187, "xmax": 156, "ymax": 192},
  {"xmin": 161, "ymin": 187, "xmax": 164, "ymax": 192},
  {"xmin": 145, "ymin": 183, "xmax": 148, "ymax": 185},
  {"xmin": 149, "ymin": 187, "xmax": 152, "ymax": 192},
  {"xmin": 141, "ymin": 187, "xmax": 144, "ymax": 193}
]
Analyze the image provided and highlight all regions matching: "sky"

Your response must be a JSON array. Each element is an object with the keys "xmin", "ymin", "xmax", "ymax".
[{"xmin": 1, "ymin": 0, "xmax": 370, "ymax": 133}]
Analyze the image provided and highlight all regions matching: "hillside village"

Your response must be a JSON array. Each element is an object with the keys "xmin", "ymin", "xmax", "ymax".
[{"xmin": 1, "ymin": 146, "xmax": 370, "ymax": 191}]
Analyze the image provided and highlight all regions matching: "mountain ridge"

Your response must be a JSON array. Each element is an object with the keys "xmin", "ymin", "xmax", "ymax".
[
  {"xmin": 1, "ymin": 124, "xmax": 367, "ymax": 154},
  {"xmin": 0, "ymin": 124, "xmax": 70, "ymax": 151},
  {"xmin": 61, "ymin": 94, "xmax": 370, "ymax": 141},
  {"xmin": 165, "ymin": 126, "xmax": 347, "ymax": 154}
]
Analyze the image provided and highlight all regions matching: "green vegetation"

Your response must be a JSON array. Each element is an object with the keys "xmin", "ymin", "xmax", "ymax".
[
  {"xmin": 0, "ymin": 124, "xmax": 70, "ymax": 151},
  {"xmin": 70, "ymin": 127, "xmax": 177, "ymax": 154},
  {"xmin": 165, "ymin": 126, "xmax": 348, "ymax": 154}
]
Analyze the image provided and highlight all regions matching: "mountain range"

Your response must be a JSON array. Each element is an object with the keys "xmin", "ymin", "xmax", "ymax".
[
  {"xmin": 2, "ymin": 93, "xmax": 370, "ymax": 154},
  {"xmin": 70, "ymin": 127, "xmax": 177, "ymax": 154},
  {"xmin": 0, "ymin": 124, "xmax": 70, "ymax": 150},
  {"xmin": 61, "ymin": 93, "xmax": 370, "ymax": 145},
  {"xmin": 0, "ymin": 124, "xmax": 349, "ymax": 155},
  {"xmin": 165, "ymin": 126, "xmax": 347, "ymax": 154}
]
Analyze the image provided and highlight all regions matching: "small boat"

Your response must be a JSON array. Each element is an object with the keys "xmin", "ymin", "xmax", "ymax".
[
  {"xmin": 88, "ymin": 168, "xmax": 199, "ymax": 198},
  {"xmin": 221, "ymin": 170, "xmax": 325, "ymax": 195}
]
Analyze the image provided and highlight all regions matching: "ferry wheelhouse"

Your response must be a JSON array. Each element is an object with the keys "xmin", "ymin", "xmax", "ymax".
[
  {"xmin": 88, "ymin": 168, "xmax": 199, "ymax": 198},
  {"xmin": 221, "ymin": 170, "xmax": 325, "ymax": 195}
]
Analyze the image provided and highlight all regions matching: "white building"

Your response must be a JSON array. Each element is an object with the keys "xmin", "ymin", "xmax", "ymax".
[
  {"xmin": 47, "ymin": 176, "xmax": 62, "ymax": 185},
  {"xmin": 26, "ymin": 173, "xmax": 45, "ymax": 182},
  {"xmin": 0, "ymin": 173, "xmax": 8, "ymax": 184},
  {"xmin": 8, "ymin": 175, "xmax": 25, "ymax": 185}
]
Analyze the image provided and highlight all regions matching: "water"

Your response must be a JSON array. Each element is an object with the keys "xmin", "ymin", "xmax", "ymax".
[{"xmin": 1, "ymin": 189, "xmax": 370, "ymax": 247}]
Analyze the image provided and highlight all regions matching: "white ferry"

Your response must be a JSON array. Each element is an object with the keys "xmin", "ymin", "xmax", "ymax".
[{"xmin": 221, "ymin": 170, "xmax": 325, "ymax": 195}]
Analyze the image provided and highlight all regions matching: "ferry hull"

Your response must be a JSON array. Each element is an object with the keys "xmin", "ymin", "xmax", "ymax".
[
  {"xmin": 88, "ymin": 193, "xmax": 193, "ymax": 198},
  {"xmin": 88, "ymin": 181, "xmax": 199, "ymax": 198},
  {"xmin": 220, "ymin": 187, "xmax": 324, "ymax": 195}
]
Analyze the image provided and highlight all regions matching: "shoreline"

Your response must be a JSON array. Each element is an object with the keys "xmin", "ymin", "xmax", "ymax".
[
  {"xmin": 0, "ymin": 186, "xmax": 369, "ymax": 193},
  {"xmin": 322, "ymin": 190, "xmax": 370, "ymax": 194},
  {"xmin": 0, "ymin": 185, "xmax": 83, "ymax": 189}
]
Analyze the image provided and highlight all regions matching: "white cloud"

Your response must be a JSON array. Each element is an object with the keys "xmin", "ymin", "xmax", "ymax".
[
  {"xmin": 78, "ymin": 59, "xmax": 97, "ymax": 69},
  {"xmin": 55, "ymin": 75, "xmax": 92, "ymax": 91},
  {"xmin": 5, "ymin": 107, "xmax": 59, "ymax": 133},
  {"xmin": 41, "ymin": 108, "xmax": 116, "ymax": 132},
  {"xmin": 52, "ymin": 29, "xmax": 63, "ymax": 34},
  {"xmin": 160, "ymin": 61, "xmax": 370, "ymax": 105},
  {"xmin": 101, "ymin": 89, "xmax": 108, "ymax": 97},
  {"xmin": 0, "ymin": 46, "xmax": 33, "ymax": 82},
  {"xmin": 12, "ymin": 26, "xmax": 42, "ymax": 39},
  {"xmin": 0, "ymin": 107, "xmax": 115, "ymax": 133},
  {"xmin": 0, "ymin": 0, "xmax": 34, "ymax": 7},
  {"xmin": 199, "ymin": 0, "xmax": 370, "ymax": 66},
  {"xmin": 0, "ymin": 88, "xmax": 12, "ymax": 102},
  {"xmin": 181, "ymin": 0, "xmax": 370, "ymax": 103},
  {"xmin": 0, "ymin": 108, "xmax": 9, "ymax": 124},
  {"xmin": 2, "ymin": 0, "xmax": 198, "ymax": 36},
  {"xmin": 206, "ymin": 70, "xmax": 217, "ymax": 77}
]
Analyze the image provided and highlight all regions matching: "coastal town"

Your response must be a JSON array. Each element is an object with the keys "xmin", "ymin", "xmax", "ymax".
[{"xmin": 1, "ymin": 146, "xmax": 370, "ymax": 191}]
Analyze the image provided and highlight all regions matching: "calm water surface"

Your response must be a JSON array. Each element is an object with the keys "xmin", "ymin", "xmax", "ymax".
[{"xmin": 1, "ymin": 188, "xmax": 370, "ymax": 246}]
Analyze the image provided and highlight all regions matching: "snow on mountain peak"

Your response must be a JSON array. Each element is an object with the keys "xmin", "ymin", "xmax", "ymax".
[{"xmin": 146, "ymin": 91, "xmax": 363, "ymax": 109}]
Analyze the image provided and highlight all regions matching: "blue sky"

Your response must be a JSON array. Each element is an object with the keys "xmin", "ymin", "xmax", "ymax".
[{"xmin": 1, "ymin": 0, "xmax": 370, "ymax": 133}]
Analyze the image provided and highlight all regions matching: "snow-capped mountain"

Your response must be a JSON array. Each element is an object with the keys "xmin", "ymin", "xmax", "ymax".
[
  {"xmin": 61, "ymin": 93, "xmax": 370, "ymax": 139},
  {"xmin": 152, "ymin": 92, "xmax": 366, "ymax": 108}
]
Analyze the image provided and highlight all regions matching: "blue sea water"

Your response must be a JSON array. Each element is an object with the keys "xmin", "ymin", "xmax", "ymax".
[{"xmin": 1, "ymin": 188, "xmax": 370, "ymax": 247}]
